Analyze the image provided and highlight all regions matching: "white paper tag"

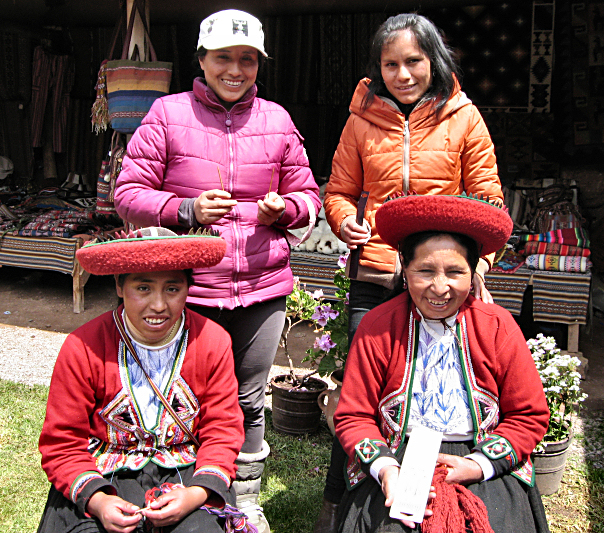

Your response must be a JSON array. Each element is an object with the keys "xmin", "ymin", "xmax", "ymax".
[{"xmin": 389, "ymin": 426, "xmax": 443, "ymax": 523}]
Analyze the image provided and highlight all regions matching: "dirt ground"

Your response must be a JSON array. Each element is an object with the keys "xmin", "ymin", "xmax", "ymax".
[{"xmin": 0, "ymin": 265, "xmax": 316, "ymax": 370}]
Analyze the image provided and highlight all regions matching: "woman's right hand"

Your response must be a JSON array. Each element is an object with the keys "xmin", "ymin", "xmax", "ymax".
[
  {"xmin": 86, "ymin": 491, "xmax": 142, "ymax": 533},
  {"xmin": 194, "ymin": 190, "xmax": 238, "ymax": 225},
  {"xmin": 340, "ymin": 215, "xmax": 371, "ymax": 250},
  {"xmin": 380, "ymin": 465, "xmax": 435, "ymax": 529}
]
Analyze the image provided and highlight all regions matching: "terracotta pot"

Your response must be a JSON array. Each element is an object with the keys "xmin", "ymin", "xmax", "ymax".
[
  {"xmin": 317, "ymin": 369, "xmax": 344, "ymax": 436},
  {"xmin": 532, "ymin": 429, "xmax": 573, "ymax": 495},
  {"xmin": 270, "ymin": 374, "xmax": 328, "ymax": 435}
]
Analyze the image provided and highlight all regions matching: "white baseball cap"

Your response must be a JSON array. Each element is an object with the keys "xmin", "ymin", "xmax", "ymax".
[{"xmin": 197, "ymin": 9, "xmax": 267, "ymax": 57}]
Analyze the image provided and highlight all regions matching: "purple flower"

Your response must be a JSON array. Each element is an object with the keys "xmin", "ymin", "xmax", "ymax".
[
  {"xmin": 338, "ymin": 254, "xmax": 349, "ymax": 269},
  {"xmin": 312, "ymin": 304, "xmax": 339, "ymax": 326},
  {"xmin": 345, "ymin": 292, "xmax": 350, "ymax": 305},
  {"xmin": 314, "ymin": 333, "xmax": 336, "ymax": 352}
]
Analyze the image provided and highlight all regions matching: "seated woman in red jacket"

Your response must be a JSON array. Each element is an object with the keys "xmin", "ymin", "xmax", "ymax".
[
  {"xmin": 37, "ymin": 228, "xmax": 248, "ymax": 533},
  {"xmin": 333, "ymin": 194, "xmax": 550, "ymax": 533}
]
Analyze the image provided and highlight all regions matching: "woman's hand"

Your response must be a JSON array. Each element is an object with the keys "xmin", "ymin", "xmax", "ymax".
[
  {"xmin": 437, "ymin": 453, "xmax": 484, "ymax": 486},
  {"xmin": 257, "ymin": 192, "xmax": 286, "ymax": 225},
  {"xmin": 86, "ymin": 491, "xmax": 142, "ymax": 533},
  {"xmin": 142, "ymin": 486, "xmax": 210, "ymax": 528},
  {"xmin": 380, "ymin": 465, "xmax": 435, "ymax": 529},
  {"xmin": 194, "ymin": 190, "xmax": 237, "ymax": 225},
  {"xmin": 340, "ymin": 215, "xmax": 371, "ymax": 250},
  {"xmin": 473, "ymin": 258, "xmax": 494, "ymax": 304}
]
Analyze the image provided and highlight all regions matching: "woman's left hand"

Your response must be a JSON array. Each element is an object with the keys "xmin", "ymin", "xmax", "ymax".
[
  {"xmin": 437, "ymin": 453, "xmax": 484, "ymax": 486},
  {"xmin": 380, "ymin": 465, "xmax": 435, "ymax": 529},
  {"xmin": 257, "ymin": 192, "xmax": 286, "ymax": 225},
  {"xmin": 473, "ymin": 259, "xmax": 493, "ymax": 304},
  {"xmin": 142, "ymin": 486, "xmax": 209, "ymax": 527}
]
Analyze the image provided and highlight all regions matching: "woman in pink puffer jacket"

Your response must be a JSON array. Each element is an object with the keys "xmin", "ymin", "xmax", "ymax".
[{"xmin": 114, "ymin": 10, "xmax": 320, "ymax": 531}]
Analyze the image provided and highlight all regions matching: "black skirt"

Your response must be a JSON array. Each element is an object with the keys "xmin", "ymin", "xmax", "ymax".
[
  {"xmin": 37, "ymin": 462, "xmax": 234, "ymax": 533},
  {"xmin": 337, "ymin": 441, "xmax": 550, "ymax": 533}
]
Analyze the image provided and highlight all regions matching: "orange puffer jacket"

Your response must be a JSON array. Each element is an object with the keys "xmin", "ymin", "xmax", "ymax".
[{"xmin": 324, "ymin": 78, "xmax": 503, "ymax": 274}]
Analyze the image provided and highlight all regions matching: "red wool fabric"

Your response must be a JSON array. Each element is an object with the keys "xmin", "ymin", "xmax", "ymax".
[
  {"xmin": 76, "ymin": 236, "xmax": 226, "ymax": 275},
  {"xmin": 422, "ymin": 466, "xmax": 494, "ymax": 533},
  {"xmin": 375, "ymin": 195, "xmax": 513, "ymax": 256}
]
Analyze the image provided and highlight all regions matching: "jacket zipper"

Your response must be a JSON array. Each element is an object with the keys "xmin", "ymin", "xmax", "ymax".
[
  {"xmin": 225, "ymin": 111, "xmax": 242, "ymax": 307},
  {"xmin": 403, "ymin": 120, "xmax": 410, "ymax": 194}
]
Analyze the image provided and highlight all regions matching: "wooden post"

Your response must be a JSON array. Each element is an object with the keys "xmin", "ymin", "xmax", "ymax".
[
  {"xmin": 126, "ymin": 0, "xmax": 150, "ymax": 61},
  {"xmin": 126, "ymin": 0, "xmax": 150, "ymax": 146}
]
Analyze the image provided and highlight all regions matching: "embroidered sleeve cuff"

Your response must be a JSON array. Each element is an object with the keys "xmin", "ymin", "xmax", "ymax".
[
  {"xmin": 370, "ymin": 456, "xmax": 400, "ymax": 483},
  {"xmin": 189, "ymin": 467, "xmax": 231, "ymax": 507},
  {"xmin": 71, "ymin": 472, "xmax": 116, "ymax": 515},
  {"xmin": 465, "ymin": 451, "xmax": 495, "ymax": 482},
  {"xmin": 472, "ymin": 435, "xmax": 518, "ymax": 478},
  {"xmin": 354, "ymin": 438, "xmax": 397, "ymax": 476}
]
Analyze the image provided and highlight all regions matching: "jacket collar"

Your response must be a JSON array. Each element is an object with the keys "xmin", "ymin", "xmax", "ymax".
[
  {"xmin": 193, "ymin": 77, "xmax": 257, "ymax": 113},
  {"xmin": 350, "ymin": 77, "xmax": 471, "ymax": 130}
]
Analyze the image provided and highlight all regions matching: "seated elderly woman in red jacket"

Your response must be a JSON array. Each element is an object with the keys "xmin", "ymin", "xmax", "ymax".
[
  {"xmin": 333, "ymin": 194, "xmax": 550, "ymax": 533},
  {"xmin": 36, "ymin": 228, "xmax": 249, "ymax": 533}
]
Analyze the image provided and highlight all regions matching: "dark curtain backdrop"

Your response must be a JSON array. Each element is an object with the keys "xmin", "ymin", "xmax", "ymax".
[
  {"xmin": 257, "ymin": 5, "xmax": 534, "ymax": 179},
  {"xmin": 2, "ymin": 2, "xmax": 564, "ymax": 188}
]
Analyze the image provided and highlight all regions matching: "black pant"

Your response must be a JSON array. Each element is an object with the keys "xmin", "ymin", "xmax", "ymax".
[{"xmin": 323, "ymin": 280, "xmax": 392, "ymax": 503}]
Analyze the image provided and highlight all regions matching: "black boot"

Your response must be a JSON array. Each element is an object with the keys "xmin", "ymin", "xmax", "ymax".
[{"xmin": 313, "ymin": 498, "xmax": 340, "ymax": 533}]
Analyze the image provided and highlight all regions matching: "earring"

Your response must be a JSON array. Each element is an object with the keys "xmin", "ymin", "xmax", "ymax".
[{"xmin": 402, "ymin": 275, "xmax": 408, "ymax": 290}]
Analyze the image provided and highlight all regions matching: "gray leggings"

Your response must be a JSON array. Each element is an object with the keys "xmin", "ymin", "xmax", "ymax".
[{"xmin": 189, "ymin": 297, "xmax": 286, "ymax": 454}]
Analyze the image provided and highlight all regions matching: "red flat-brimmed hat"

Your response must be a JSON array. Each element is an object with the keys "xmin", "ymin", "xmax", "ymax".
[
  {"xmin": 375, "ymin": 193, "xmax": 513, "ymax": 256},
  {"xmin": 76, "ymin": 227, "xmax": 226, "ymax": 275}
]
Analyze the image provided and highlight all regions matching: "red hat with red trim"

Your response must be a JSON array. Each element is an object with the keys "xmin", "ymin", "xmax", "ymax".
[
  {"xmin": 375, "ymin": 193, "xmax": 512, "ymax": 256},
  {"xmin": 76, "ymin": 227, "xmax": 226, "ymax": 275}
]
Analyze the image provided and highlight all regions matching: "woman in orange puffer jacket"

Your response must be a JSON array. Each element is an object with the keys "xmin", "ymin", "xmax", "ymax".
[{"xmin": 315, "ymin": 13, "xmax": 504, "ymax": 532}]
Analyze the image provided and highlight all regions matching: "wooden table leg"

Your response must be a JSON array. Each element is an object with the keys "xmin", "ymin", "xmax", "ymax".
[
  {"xmin": 567, "ymin": 323, "xmax": 580, "ymax": 354},
  {"xmin": 72, "ymin": 259, "xmax": 91, "ymax": 313}
]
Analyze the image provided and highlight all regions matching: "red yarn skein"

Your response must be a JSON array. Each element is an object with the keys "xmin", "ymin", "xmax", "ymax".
[{"xmin": 422, "ymin": 466, "xmax": 494, "ymax": 533}]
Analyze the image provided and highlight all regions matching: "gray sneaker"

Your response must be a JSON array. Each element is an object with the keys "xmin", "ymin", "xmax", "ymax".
[{"xmin": 239, "ymin": 502, "xmax": 270, "ymax": 533}]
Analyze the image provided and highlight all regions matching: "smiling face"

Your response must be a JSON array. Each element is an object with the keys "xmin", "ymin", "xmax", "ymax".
[
  {"xmin": 198, "ymin": 46, "xmax": 259, "ymax": 109},
  {"xmin": 403, "ymin": 235, "xmax": 472, "ymax": 320},
  {"xmin": 380, "ymin": 29, "xmax": 432, "ymax": 105},
  {"xmin": 116, "ymin": 270, "xmax": 188, "ymax": 346}
]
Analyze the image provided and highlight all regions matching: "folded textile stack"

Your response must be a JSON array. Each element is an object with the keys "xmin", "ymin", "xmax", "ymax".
[
  {"xmin": 517, "ymin": 228, "xmax": 592, "ymax": 273},
  {"xmin": 0, "ymin": 203, "xmax": 116, "ymax": 238}
]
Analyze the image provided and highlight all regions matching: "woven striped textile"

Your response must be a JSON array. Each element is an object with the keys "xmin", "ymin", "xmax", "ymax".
[
  {"xmin": 0, "ymin": 234, "xmax": 81, "ymax": 275},
  {"xmin": 105, "ymin": 60, "xmax": 172, "ymax": 133},
  {"xmin": 532, "ymin": 271, "xmax": 591, "ymax": 325},
  {"xmin": 484, "ymin": 269, "xmax": 532, "ymax": 316},
  {"xmin": 290, "ymin": 251, "xmax": 340, "ymax": 297},
  {"xmin": 291, "ymin": 252, "xmax": 591, "ymax": 326},
  {"xmin": 485, "ymin": 267, "xmax": 590, "ymax": 325}
]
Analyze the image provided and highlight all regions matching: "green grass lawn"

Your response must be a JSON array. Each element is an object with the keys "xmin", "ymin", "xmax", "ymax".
[{"xmin": 1, "ymin": 378, "xmax": 603, "ymax": 533}]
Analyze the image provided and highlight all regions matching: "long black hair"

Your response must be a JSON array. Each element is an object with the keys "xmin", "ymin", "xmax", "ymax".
[{"xmin": 362, "ymin": 13, "xmax": 461, "ymax": 115}]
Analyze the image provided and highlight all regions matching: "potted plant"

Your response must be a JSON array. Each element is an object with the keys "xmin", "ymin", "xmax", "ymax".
[
  {"xmin": 528, "ymin": 333, "xmax": 588, "ymax": 495},
  {"xmin": 270, "ymin": 254, "xmax": 350, "ymax": 435}
]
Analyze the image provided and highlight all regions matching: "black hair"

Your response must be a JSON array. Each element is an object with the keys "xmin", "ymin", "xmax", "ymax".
[{"xmin": 362, "ymin": 13, "xmax": 461, "ymax": 115}]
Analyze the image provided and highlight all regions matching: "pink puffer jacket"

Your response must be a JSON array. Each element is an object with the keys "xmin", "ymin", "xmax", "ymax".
[{"xmin": 114, "ymin": 79, "xmax": 320, "ymax": 309}]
